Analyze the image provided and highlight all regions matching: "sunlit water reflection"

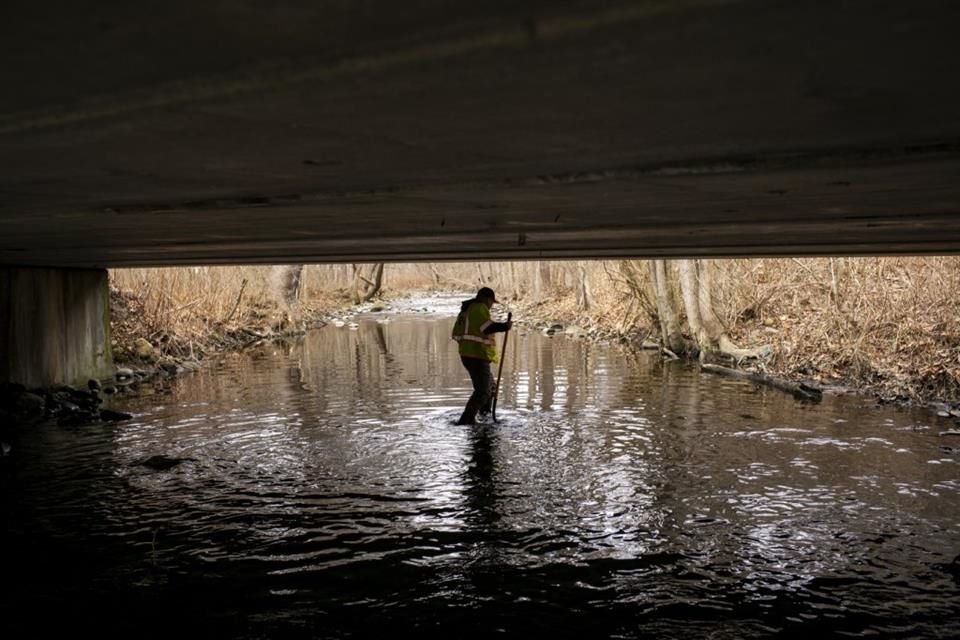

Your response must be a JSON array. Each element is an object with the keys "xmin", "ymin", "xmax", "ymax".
[{"xmin": 2, "ymin": 300, "xmax": 959, "ymax": 638}]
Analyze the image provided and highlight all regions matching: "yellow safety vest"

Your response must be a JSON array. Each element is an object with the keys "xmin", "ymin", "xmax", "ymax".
[{"xmin": 452, "ymin": 301, "xmax": 497, "ymax": 362}]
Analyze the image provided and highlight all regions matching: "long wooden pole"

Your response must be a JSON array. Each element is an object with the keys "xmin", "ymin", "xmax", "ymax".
[{"xmin": 491, "ymin": 312, "xmax": 512, "ymax": 422}]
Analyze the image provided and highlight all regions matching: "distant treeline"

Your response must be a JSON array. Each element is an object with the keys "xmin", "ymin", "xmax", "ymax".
[{"xmin": 110, "ymin": 257, "xmax": 960, "ymax": 403}]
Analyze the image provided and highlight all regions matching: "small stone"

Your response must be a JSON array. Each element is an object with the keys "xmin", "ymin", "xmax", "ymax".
[
  {"xmin": 60, "ymin": 400, "xmax": 81, "ymax": 414},
  {"xmin": 116, "ymin": 367, "xmax": 134, "ymax": 380},
  {"xmin": 136, "ymin": 454, "xmax": 191, "ymax": 471},
  {"xmin": 100, "ymin": 409, "xmax": 133, "ymax": 422},
  {"xmin": 88, "ymin": 379, "xmax": 102, "ymax": 391},
  {"xmin": 16, "ymin": 392, "xmax": 45, "ymax": 416},
  {"xmin": 134, "ymin": 338, "xmax": 156, "ymax": 361}
]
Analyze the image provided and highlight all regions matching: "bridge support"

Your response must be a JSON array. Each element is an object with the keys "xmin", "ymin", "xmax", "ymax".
[{"xmin": 0, "ymin": 267, "xmax": 112, "ymax": 387}]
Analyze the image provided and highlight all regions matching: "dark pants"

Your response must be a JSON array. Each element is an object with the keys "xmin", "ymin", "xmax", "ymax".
[{"xmin": 457, "ymin": 356, "xmax": 494, "ymax": 425}]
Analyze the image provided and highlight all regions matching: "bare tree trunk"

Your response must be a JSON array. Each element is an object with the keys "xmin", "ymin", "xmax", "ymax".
[
  {"xmin": 539, "ymin": 261, "xmax": 552, "ymax": 293},
  {"xmin": 372, "ymin": 262, "xmax": 384, "ymax": 294},
  {"xmin": 353, "ymin": 263, "xmax": 385, "ymax": 303},
  {"xmin": 561, "ymin": 263, "xmax": 572, "ymax": 289},
  {"xmin": 695, "ymin": 259, "xmax": 726, "ymax": 341},
  {"xmin": 351, "ymin": 264, "xmax": 362, "ymax": 304},
  {"xmin": 678, "ymin": 259, "xmax": 770, "ymax": 362},
  {"xmin": 649, "ymin": 259, "xmax": 686, "ymax": 354},
  {"xmin": 575, "ymin": 261, "xmax": 593, "ymax": 310},
  {"xmin": 272, "ymin": 264, "xmax": 304, "ymax": 331},
  {"xmin": 476, "ymin": 262, "xmax": 494, "ymax": 286},
  {"xmin": 677, "ymin": 259, "xmax": 706, "ymax": 348},
  {"xmin": 280, "ymin": 265, "xmax": 303, "ymax": 305},
  {"xmin": 489, "ymin": 263, "xmax": 501, "ymax": 292}
]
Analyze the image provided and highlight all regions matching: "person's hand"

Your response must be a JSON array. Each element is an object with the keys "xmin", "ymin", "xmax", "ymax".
[{"xmin": 504, "ymin": 320, "xmax": 513, "ymax": 331}]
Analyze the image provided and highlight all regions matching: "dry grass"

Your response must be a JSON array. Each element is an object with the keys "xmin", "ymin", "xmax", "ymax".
[
  {"xmin": 713, "ymin": 257, "xmax": 960, "ymax": 402},
  {"xmin": 111, "ymin": 257, "xmax": 960, "ymax": 404},
  {"xmin": 110, "ymin": 266, "xmax": 349, "ymax": 361},
  {"xmin": 518, "ymin": 257, "xmax": 960, "ymax": 403}
]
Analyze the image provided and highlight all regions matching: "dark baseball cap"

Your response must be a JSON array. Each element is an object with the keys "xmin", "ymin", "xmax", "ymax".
[{"xmin": 476, "ymin": 286, "xmax": 498, "ymax": 302}]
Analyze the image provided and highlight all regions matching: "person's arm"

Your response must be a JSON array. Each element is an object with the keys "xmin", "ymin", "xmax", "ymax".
[
  {"xmin": 477, "ymin": 304, "xmax": 512, "ymax": 334},
  {"xmin": 482, "ymin": 319, "xmax": 512, "ymax": 334}
]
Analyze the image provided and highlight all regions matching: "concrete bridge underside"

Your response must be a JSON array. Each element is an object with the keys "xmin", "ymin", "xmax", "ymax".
[
  {"xmin": 1, "ymin": 0, "xmax": 959, "ymax": 385},
  {"xmin": 2, "ymin": 0, "xmax": 959, "ymax": 267}
]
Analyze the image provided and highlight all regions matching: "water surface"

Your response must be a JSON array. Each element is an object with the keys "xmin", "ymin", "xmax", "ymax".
[{"xmin": 2, "ymin": 301, "xmax": 958, "ymax": 638}]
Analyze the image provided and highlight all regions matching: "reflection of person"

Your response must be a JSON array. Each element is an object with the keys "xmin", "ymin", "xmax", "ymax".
[
  {"xmin": 451, "ymin": 287, "xmax": 512, "ymax": 425},
  {"xmin": 464, "ymin": 424, "xmax": 499, "ymax": 527}
]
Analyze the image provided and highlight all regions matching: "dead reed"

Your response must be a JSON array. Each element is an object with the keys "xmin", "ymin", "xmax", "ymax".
[{"xmin": 110, "ymin": 257, "xmax": 960, "ymax": 403}]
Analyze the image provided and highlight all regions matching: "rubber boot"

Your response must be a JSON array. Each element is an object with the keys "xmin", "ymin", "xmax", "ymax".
[{"xmin": 456, "ymin": 403, "xmax": 478, "ymax": 425}]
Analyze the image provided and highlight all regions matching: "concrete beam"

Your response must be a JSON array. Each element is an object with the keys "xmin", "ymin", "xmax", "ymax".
[
  {"xmin": 1, "ymin": 0, "xmax": 958, "ymax": 266},
  {"xmin": 0, "ymin": 268, "xmax": 112, "ymax": 387}
]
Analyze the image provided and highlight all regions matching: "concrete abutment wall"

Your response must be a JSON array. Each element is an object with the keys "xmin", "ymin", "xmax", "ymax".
[{"xmin": 0, "ymin": 267, "xmax": 112, "ymax": 387}]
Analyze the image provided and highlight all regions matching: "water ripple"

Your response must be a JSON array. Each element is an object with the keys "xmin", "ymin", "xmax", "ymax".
[{"xmin": 2, "ymin": 314, "xmax": 959, "ymax": 638}]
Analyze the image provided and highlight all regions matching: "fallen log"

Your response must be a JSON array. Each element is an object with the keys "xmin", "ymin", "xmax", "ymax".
[{"xmin": 701, "ymin": 363, "xmax": 823, "ymax": 402}]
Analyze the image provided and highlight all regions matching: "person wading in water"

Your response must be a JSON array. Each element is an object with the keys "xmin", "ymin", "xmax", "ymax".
[{"xmin": 451, "ymin": 287, "xmax": 513, "ymax": 425}]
